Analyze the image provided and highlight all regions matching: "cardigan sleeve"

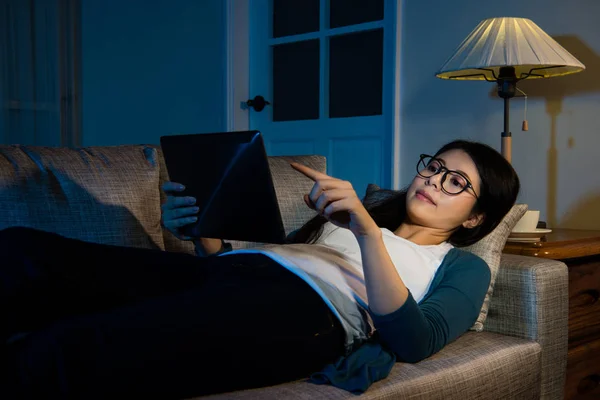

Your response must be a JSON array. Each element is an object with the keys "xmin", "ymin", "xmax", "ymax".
[{"xmin": 369, "ymin": 251, "xmax": 491, "ymax": 363}]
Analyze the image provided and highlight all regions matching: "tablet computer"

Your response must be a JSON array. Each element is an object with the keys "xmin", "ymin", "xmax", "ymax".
[{"xmin": 159, "ymin": 130, "xmax": 287, "ymax": 244}]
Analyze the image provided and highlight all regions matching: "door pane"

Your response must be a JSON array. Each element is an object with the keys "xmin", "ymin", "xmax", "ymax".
[
  {"xmin": 329, "ymin": 0, "xmax": 384, "ymax": 29},
  {"xmin": 273, "ymin": 0, "xmax": 320, "ymax": 38},
  {"xmin": 329, "ymin": 29, "xmax": 383, "ymax": 118},
  {"xmin": 273, "ymin": 39, "xmax": 320, "ymax": 121}
]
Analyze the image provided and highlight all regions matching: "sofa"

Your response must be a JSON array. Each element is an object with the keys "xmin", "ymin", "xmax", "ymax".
[{"xmin": 0, "ymin": 144, "xmax": 569, "ymax": 399}]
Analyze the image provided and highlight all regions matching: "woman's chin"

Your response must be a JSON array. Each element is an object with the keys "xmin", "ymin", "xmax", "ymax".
[{"xmin": 406, "ymin": 204, "xmax": 436, "ymax": 225}]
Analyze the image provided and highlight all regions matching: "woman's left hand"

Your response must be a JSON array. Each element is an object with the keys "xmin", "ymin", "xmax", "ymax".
[{"xmin": 290, "ymin": 162, "xmax": 379, "ymax": 238}]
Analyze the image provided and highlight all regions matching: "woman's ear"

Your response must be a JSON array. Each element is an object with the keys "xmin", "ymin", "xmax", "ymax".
[{"xmin": 462, "ymin": 212, "xmax": 485, "ymax": 229}]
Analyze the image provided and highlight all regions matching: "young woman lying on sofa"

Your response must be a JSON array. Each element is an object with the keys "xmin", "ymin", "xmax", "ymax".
[{"xmin": 1, "ymin": 140, "xmax": 519, "ymax": 399}]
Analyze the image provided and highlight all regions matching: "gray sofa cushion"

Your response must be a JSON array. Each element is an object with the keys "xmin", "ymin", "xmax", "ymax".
[
  {"xmin": 193, "ymin": 332, "xmax": 541, "ymax": 400},
  {"xmin": 0, "ymin": 145, "xmax": 165, "ymax": 250}
]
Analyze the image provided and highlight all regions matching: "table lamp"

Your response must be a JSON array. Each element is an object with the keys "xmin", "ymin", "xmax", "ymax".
[{"xmin": 435, "ymin": 17, "xmax": 585, "ymax": 163}]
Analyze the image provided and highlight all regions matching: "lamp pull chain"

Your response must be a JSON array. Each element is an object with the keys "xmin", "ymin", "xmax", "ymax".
[{"xmin": 517, "ymin": 88, "xmax": 529, "ymax": 131}]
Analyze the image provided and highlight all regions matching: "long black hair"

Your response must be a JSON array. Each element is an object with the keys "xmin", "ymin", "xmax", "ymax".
[{"xmin": 288, "ymin": 140, "xmax": 520, "ymax": 247}]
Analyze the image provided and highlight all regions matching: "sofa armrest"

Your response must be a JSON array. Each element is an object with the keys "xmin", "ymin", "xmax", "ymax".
[{"xmin": 485, "ymin": 253, "xmax": 569, "ymax": 400}]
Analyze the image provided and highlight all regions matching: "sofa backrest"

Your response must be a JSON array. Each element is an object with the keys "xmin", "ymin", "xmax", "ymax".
[
  {"xmin": 0, "ymin": 144, "xmax": 325, "ymax": 254},
  {"xmin": 0, "ymin": 144, "xmax": 166, "ymax": 250}
]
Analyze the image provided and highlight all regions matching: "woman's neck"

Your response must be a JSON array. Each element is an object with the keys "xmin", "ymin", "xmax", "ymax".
[{"xmin": 393, "ymin": 222, "xmax": 451, "ymax": 246}]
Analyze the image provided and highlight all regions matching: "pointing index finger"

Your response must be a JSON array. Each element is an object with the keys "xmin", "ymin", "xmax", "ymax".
[{"xmin": 290, "ymin": 162, "xmax": 330, "ymax": 181}]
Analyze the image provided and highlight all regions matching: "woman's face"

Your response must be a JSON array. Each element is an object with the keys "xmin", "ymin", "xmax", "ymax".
[{"xmin": 406, "ymin": 149, "xmax": 483, "ymax": 231}]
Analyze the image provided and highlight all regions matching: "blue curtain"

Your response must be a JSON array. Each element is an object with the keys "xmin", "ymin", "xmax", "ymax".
[{"xmin": 0, "ymin": 0, "xmax": 81, "ymax": 146}]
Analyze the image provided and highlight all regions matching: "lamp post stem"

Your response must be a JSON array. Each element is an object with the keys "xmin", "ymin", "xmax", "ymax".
[{"xmin": 502, "ymin": 96, "xmax": 512, "ymax": 163}]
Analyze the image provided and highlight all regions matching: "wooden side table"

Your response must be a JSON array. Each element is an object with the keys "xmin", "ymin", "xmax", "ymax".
[{"xmin": 504, "ymin": 229, "xmax": 600, "ymax": 400}]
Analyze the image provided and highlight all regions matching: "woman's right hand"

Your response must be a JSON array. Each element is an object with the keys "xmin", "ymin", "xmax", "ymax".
[{"xmin": 160, "ymin": 182, "xmax": 199, "ymax": 240}]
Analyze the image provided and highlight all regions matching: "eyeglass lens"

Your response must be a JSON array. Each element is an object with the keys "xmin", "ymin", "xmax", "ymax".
[{"xmin": 417, "ymin": 156, "xmax": 469, "ymax": 194}]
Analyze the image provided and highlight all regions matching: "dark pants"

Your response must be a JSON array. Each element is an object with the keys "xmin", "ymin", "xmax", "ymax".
[{"xmin": 0, "ymin": 227, "xmax": 345, "ymax": 399}]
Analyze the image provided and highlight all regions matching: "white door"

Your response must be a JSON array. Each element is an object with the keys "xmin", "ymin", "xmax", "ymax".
[{"xmin": 245, "ymin": 0, "xmax": 398, "ymax": 196}]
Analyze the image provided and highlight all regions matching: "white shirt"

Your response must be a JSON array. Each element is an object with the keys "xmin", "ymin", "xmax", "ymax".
[
  {"xmin": 314, "ymin": 222, "xmax": 454, "ymax": 303},
  {"xmin": 222, "ymin": 222, "xmax": 453, "ymax": 351}
]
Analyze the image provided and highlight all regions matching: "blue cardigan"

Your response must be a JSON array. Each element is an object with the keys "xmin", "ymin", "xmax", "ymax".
[{"xmin": 309, "ymin": 248, "xmax": 491, "ymax": 393}]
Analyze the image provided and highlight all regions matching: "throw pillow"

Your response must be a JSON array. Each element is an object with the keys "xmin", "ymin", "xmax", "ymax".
[
  {"xmin": 362, "ymin": 184, "xmax": 527, "ymax": 331},
  {"xmin": 463, "ymin": 203, "xmax": 527, "ymax": 331}
]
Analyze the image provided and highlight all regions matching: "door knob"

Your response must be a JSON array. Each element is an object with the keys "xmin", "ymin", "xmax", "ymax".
[{"xmin": 246, "ymin": 95, "xmax": 270, "ymax": 112}]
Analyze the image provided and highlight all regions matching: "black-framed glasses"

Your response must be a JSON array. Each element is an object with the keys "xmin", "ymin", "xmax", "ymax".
[{"xmin": 416, "ymin": 154, "xmax": 479, "ymax": 199}]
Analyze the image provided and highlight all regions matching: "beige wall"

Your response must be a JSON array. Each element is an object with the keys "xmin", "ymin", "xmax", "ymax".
[{"xmin": 399, "ymin": 0, "xmax": 600, "ymax": 230}]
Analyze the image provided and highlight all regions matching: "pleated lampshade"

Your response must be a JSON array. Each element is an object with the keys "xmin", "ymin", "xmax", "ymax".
[{"xmin": 436, "ymin": 17, "xmax": 585, "ymax": 81}]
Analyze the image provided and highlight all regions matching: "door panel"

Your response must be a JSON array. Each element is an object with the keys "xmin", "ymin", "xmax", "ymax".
[{"xmin": 248, "ymin": 0, "xmax": 394, "ymax": 197}]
